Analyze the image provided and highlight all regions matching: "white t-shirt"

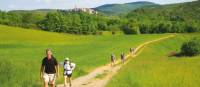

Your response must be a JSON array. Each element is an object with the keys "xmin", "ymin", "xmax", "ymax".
[{"xmin": 63, "ymin": 62, "xmax": 75, "ymax": 74}]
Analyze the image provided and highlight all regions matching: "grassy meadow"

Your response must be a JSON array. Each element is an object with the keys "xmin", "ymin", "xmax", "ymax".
[
  {"xmin": 0, "ymin": 25, "xmax": 169, "ymax": 87},
  {"xmin": 106, "ymin": 34, "xmax": 200, "ymax": 87}
]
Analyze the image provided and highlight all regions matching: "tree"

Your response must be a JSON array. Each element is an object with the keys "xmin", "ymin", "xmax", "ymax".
[
  {"xmin": 6, "ymin": 12, "xmax": 22, "ymax": 26},
  {"xmin": 21, "ymin": 13, "xmax": 40, "ymax": 28},
  {"xmin": 171, "ymin": 22, "xmax": 185, "ymax": 33},
  {"xmin": 39, "ymin": 13, "xmax": 62, "ymax": 32},
  {"xmin": 107, "ymin": 19, "xmax": 121, "ymax": 26},
  {"xmin": 97, "ymin": 21, "xmax": 107, "ymax": 31},
  {"xmin": 185, "ymin": 21, "xmax": 199, "ymax": 33},
  {"xmin": 139, "ymin": 24, "xmax": 150, "ymax": 34},
  {"xmin": 157, "ymin": 22, "xmax": 172, "ymax": 33},
  {"xmin": 123, "ymin": 22, "xmax": 140, "ymax": 34}
]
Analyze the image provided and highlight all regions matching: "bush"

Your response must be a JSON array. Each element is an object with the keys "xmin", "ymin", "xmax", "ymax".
[{"xmin": 181, "ymin": 38, "xmax": 200, "ymax": 56}]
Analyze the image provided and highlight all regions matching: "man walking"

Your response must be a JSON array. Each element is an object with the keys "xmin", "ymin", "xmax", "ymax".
[
  {"xmin": 130, "ymin": 48, "xmax": 135, "ymax": 54},
  {"xmin": 111, "ymin": 53, "xmax": 115, "ymax": 66},
  {"xmin": 40, "ymin": 49, "xmax": 59, "ymax": 87},
  {"xmin": 121, "ymin": 52, "xmax": 125, "ymax": 64}
]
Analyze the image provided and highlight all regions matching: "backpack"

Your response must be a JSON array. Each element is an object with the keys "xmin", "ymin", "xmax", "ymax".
[{"xmin": 63, "ymin": 61, "xmax": 75, "ymax": 70}]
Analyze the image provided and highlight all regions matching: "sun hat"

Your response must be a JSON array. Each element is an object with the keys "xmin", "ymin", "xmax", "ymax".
[{"xmin": 65, "ymin": 57, "xmax": 69, "ymax": 61}]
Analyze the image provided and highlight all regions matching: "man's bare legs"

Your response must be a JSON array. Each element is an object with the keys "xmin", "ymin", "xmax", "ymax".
[
  {"xmin": 44, "ymin": 80, "xmax": 55, "ymax": 87},
  {"xmin": 50, "ymin": 84, "xmax": 55, "ymax": 87},
  {"xmin": 44, "ymin": 82, "xmax": 48, "ymax": 87}
]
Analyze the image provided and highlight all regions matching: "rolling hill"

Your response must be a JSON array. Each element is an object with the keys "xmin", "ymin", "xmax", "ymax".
[
  {"xmin": 9, "ymin": 1, "xmax": 158, "ymax": 16},
  {"xmin": 123, "ymin": 0, "xmax": 200, "ymax": 34},
  {"xmin": 94, "ymin": 1, "xmax": 159, "ymax": 15},
  {"xmin": 126, "ymin": 0, "xmax": 200, "ymax": 21}
]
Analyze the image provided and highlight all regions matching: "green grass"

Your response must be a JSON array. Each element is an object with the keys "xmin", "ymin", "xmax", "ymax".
[
  {"xmin": 106, "ymin": 33, "xmax": 200, "ymax": 87},
  {"xmin": 0, "ymin": 25, "xmax": 170, "ymax": 87}
]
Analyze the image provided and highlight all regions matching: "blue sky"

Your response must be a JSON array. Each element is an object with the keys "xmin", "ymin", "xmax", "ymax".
[{"xmin": 0, "ymin": 0, "xmax": 196, "ymax": 11}]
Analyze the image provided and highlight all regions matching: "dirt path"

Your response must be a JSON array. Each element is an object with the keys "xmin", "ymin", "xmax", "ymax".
[{"xmin": 57, "ymin": 34, "xmax": 176, "ymax": 87}]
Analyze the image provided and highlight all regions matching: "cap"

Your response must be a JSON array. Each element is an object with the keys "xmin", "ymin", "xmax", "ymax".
[{"xmin": 65, "ymin": 57, "xmax": 69, "ymax": 61}]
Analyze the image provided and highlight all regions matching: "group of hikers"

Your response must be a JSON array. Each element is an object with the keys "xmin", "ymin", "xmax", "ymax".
[
  {"xmin": 40, "ymin": 49, "xmax": 75, "ymax": 87},
  {"xmin": 40, "ymin": 48, "xmax": 135, "ymax": 87},
  {"xmin": 111, "ymin": 47, "xmax": 135, "ymax": 66}
]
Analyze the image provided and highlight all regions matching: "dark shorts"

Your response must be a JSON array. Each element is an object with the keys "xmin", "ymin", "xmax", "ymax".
[
  {"xmin": 64, "ymin": 73, "xmax": 72, "ymax": 78},
  {"xmin": 111, "ymin": 58, "xmax": 115, "ymax": 62}
]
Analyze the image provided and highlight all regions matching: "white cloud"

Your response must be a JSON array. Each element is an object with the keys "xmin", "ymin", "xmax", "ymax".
[{"xmin": 8, "ymin": 4, "xmax": 17, "ymax": 9}]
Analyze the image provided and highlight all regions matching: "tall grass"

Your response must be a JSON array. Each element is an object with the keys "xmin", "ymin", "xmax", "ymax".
[
  {"xmin": 106, "ymin": 34, "xmax": 200, "ymax": 87},
  {"xmin": 0, "ymin": 25, "xmax": 169, "ymax": 86}
]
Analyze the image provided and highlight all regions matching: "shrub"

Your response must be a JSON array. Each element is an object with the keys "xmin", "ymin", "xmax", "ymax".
[{"xmin": 181, "ymin": 37, "xmax": 200, "ymax": 56}]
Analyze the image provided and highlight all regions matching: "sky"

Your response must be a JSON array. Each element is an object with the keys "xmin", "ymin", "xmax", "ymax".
[{"xmin": 0, "ymin": 0, "xmax": 196, "ymax": 11}]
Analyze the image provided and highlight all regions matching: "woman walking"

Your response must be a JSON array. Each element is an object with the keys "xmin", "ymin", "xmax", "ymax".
[{"xmin": 63, "ymin": 58, "xmax": 75, "ymax": 87}]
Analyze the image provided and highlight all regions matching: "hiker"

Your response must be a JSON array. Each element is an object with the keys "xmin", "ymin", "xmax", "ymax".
[
  {"xmin": 40, "ymin": 49, "xmax": 59, "ymax": 87},
  {"xmin": 120, "ymin": 52, "xmax": 125, "ymax": 64},
  {"xmin": 63, "ymin": 58, "xmax": 76, "ymax": 87},
  {"xmin": 111, "ymin": 53, "xmax": 115, "ymax": 66},
  {"xmin": 130, "ymin": 48, "xmax": 135, "ymax": 54}
]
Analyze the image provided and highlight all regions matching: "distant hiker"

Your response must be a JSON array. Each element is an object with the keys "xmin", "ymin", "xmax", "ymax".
[
  {"xmin": 111, "ymin": 53, "xmax": 116, "ymax": 66},
  {"xmin": 63, "ymin": 58, "xmax": 76, "ymax": 87},
  {"xmin": 121, "ymin": 52, "xmax": 125, "ymax": 64},
  {"xmin": 130, "ymin": 48, "xmax": 135, "ymax": 54},
  {"xmin": 130, "ymin": 48, "xmax": 132, "ymax": 53},
  {"xmin": 40, "ymin": 49, "xmax": 59, "ymax": 87}
]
